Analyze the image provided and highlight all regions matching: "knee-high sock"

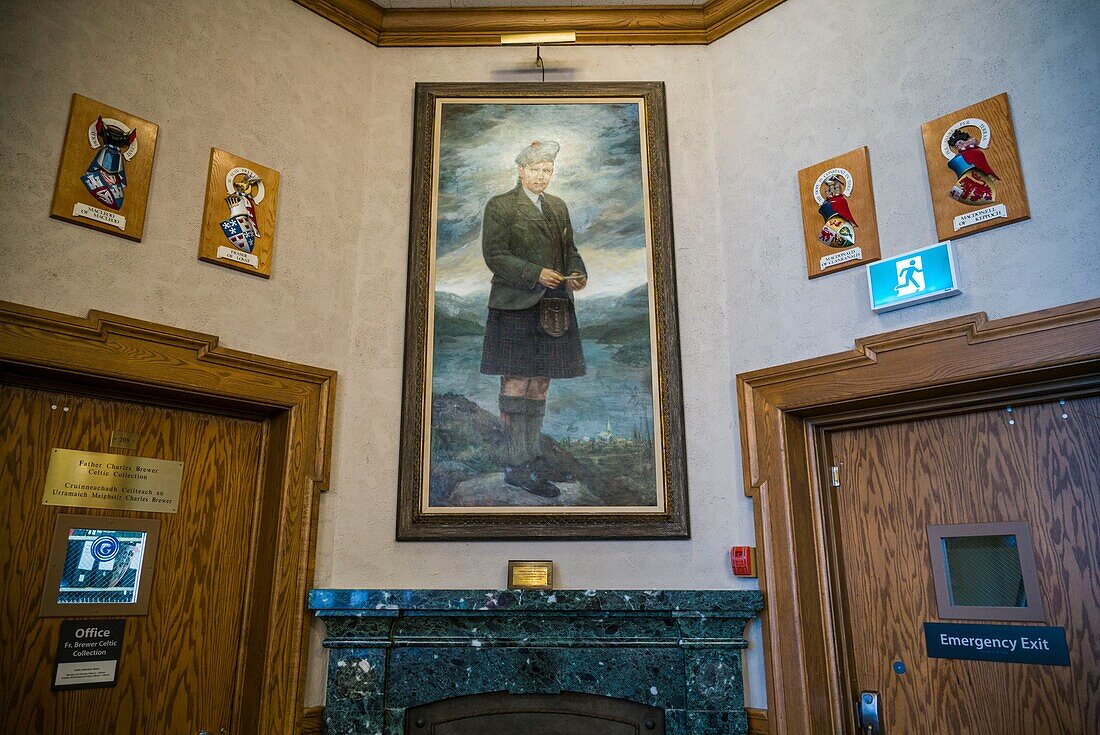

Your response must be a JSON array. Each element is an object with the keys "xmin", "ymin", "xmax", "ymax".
[
  {"xmin": 500, "ymin": 394, "xmax": 529, "ymax": 466},
  {"xmin": 525, "ymin": 398, "xmax": 546, "ymax": 459}
]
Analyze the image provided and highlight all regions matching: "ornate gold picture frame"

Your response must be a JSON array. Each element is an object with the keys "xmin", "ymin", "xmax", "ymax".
[{"xmin": 397, "ymin": 83, "xmax": 688, "ymax": 540}]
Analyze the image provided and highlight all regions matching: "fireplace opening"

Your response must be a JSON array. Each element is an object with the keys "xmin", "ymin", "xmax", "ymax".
[{"xmin": 405, "ymin": 690, "xmax": 666, "ymax": 734}]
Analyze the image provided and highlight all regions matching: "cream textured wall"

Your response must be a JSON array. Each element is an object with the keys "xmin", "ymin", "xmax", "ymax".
[
  {"xmin": 0, "ymin": 0, "xmax": 750, "ymax": 711},
  {"xmin": 314, "ymin": 44, "xmax": 749, "ymax": 707},
  {"xmin": 705, "ymin": 0, "xmax": 1100, "ymax": 709},
  {"xmin": 0, "ymin": 0, "xmax": 373, "ymax": 361},
  {"xmin": 2, "ymin": 0, "xmax": 1098, "ymax": 715},
  {"xmin": 710, "ymin": 0, "xmax": 1100, "ymax": 373},
  {"xmin": 0, "ymin": 0, "xmax": 379, "ymax": 710}
]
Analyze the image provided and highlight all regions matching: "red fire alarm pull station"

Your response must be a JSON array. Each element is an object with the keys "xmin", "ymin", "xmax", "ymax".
[{"xmin": 731, "ymin": 546, "xmax": 757, "ymax": 577}]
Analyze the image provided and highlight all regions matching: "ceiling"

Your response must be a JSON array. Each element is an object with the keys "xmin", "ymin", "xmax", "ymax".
[
  {"xmin": 375, "ymin": 0, "xmax": 710, "ymax": 7},
  {"xmin": 294, "ymin": 0, "xmax": 785, "ymax": 46}
]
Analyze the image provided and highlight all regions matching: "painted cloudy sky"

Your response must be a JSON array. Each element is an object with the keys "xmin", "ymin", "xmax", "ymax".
[{"xmin": 433, "ymin": 101, "xmax": 649, "ymax": 299}]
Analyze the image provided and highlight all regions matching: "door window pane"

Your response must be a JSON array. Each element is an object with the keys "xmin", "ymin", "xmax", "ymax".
[
  {"xmin": 943, "ymin": 534, "xmax": 1026, "ymax": 608},
  {"xmin": 58, "ymin": 527, "xmax": 149, "ymax": 605},
  {"xmin": 927, "ymin": 522, "xmax": 1045, "ymax": 621}
]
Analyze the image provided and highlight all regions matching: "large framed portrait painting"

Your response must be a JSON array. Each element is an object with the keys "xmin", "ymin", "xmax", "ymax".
[{"xmin": 398, "ymin": 83, "xmax": 688, "ymax": 540}]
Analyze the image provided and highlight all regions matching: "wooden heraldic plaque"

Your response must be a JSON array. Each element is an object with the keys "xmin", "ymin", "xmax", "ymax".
[
  {"xmin": 797, "ymin": 146, "xmax": 881, "ymax": 279},
  {"xmin": 50, "ymin": 94, "xmax": 159, "ymax": 242},
  {"xmin": 198, "ymin": 148, "xmax": 281, "ymax": 278},
  {"xmin": 921, "ymin": 93, "xmax": 1029, "ymax": 241}
]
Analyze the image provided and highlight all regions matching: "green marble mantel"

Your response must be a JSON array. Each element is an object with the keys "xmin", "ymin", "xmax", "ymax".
[{"xmin": 310, "ymin": 588, "xmax": 763, "ymax": 735}]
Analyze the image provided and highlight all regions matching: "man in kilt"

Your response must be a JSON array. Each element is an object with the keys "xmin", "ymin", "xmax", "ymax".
[{"xmin": 480, "ymin": 140, "xmax": 588, "ymax": 498}]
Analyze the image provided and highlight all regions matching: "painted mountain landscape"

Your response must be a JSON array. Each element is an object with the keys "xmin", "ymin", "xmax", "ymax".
[
  {"xmin": 429, "ymin": 285, "xmax": 657, "ymax": 508},
  {"xmin": 426, "ymin": 100, "xmax": 660, "ymax": 510}
]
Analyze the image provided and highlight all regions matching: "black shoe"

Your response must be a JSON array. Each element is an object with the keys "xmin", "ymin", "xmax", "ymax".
[
  {"xmin": 504, "ymin": 464, "xmax": 561, "ymax": 498},
  {"xmin": 529, "ymin": 455, "xmax": 574, "ymax": 483}
]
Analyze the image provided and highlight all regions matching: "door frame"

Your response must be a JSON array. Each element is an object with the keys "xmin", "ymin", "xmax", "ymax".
[
  {"xmin": 735, "ymin": 298, "xmax": 1100, "ymax": 734},
  {"xmin": 0, "ymin": 302, "xmax": 336, "ymax": 735}
]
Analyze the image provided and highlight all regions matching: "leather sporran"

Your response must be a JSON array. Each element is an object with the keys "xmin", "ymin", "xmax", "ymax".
[{"xmin": 539, "ymin": 297, "xmax": 570, "ymax": 337}]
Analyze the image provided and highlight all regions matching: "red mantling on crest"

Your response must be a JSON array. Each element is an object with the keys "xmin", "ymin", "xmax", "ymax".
[{"xmin": 960, "ymin": 148, "xmax": 999, "ymax": 179}]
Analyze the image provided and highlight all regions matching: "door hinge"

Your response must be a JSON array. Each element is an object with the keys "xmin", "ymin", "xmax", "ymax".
[{"xmin": 830, "ymin": 466, "xmax": 841, "ymax": 487}]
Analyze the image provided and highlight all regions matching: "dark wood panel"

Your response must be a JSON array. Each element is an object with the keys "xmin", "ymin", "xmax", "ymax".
[
  {"xmin": 827, "ymin": 397, "xmax": 1099, "ymax": 733},
  {"xmin": 0, "ymin": 386, "xmax": 264, "ymax": 734},
  {"xmin": 301, "ymin": 706, "xmax": 325, "ymax": 734},
  {"xmin": 736, "ymin": 298, "xmax": 1100, "ymax": 735},
  {"xmin": 0, "ymin": 301, "xmax": 337, "ymax": 735},
  {"xmin": 746, "ymin": 707, "xmax": 768, "ymax": 734}
]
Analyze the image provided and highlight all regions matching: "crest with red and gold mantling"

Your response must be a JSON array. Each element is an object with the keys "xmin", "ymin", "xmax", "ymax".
[
  {"xmin": 49, "ymin": 94, "xmax": 159, "ymax": 242},
  {"xmin": 921, "ymin": 93, "xmax": 1029, "ymax": 241},
  {"xmin": 798, "ymin": 146, "xmax": 881, "ymax": 279}
]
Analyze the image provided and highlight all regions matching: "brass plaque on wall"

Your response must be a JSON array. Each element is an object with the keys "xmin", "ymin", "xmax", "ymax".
[
  {"xmin": 508, "ymin": 560, "xmax": 554, "ymax": 590},
  {"xmin": 41, "ymin": 449, "xmax": 183, "ymax": 513}
]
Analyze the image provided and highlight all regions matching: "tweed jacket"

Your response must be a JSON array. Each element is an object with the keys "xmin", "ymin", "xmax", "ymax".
[{"xmin": 481, "ymin": 183, "xmax": 587, "ymax": 310}]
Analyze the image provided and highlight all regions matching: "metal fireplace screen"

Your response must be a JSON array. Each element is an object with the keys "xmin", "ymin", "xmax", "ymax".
[{"xmin": 405, "ymin": 691, "xmax": 665, "ymax": 734}]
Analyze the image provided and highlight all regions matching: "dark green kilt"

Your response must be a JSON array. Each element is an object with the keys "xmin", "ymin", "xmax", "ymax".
[{"xmin": 480, "ymin": 300, "xmax": 586, "ymax": 378}]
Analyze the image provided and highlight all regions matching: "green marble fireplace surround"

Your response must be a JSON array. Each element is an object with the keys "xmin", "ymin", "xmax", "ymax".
[{"xmin": 310, "ymin": 589, "xmax": 763, "ymax": 734}]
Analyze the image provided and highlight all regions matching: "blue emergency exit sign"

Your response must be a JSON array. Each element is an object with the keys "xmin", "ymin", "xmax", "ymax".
[{"xmin": 867, "ymin": 241, "xmax": 961, "ymax": 313}]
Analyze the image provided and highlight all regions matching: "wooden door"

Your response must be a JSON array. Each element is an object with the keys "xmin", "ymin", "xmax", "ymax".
[
  {"xmin": 1, "ymin": 384, "xmax": 265, "ymax": 735},
  {"xmin": 825, "ymin": 395, "xmax": 1100, "ymax": 734}
]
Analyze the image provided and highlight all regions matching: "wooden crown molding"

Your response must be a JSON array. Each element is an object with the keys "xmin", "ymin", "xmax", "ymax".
[
  {"xmin": 294, "ymin": 0, "xmax": 786, "ymax": 47},
  {"xmin": 737, "ymin": 298, "xmax": 1100, "ymax": 410},
  {"xmin": 0, "ymin": 301, "xmax": 337, "ymax": 492}
]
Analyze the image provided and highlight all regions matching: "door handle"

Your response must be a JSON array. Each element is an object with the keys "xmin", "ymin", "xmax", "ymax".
[{"xmin": 857, "ymin": 691, "xmax": 883, "ymax": 734}]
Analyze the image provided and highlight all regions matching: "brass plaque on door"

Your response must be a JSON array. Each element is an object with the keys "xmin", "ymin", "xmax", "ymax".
[
  {"xmin": 41, "ymin": 449, "xmax": 183, "ymax": 513},
  {"xmin": 109, "ymin": 430, "xmax": 139, "ymax": 450}
]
